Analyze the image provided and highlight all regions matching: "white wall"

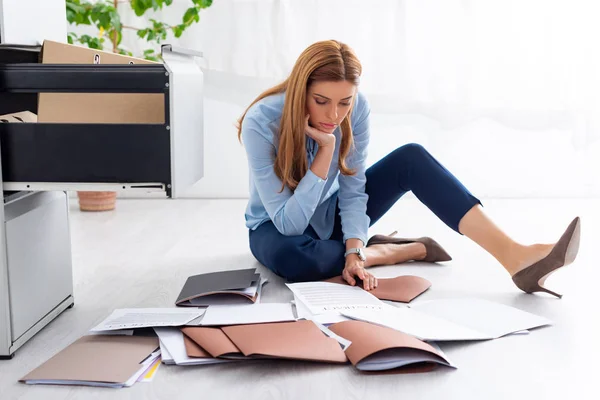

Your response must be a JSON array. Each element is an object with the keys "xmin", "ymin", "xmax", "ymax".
[
  {"xmin": 187, "ymin": 78, "xmax": 600, "ymax": 199},
  {"xmin": 69, "ymin": 0, "xmax": 600, "ymax": 199}
]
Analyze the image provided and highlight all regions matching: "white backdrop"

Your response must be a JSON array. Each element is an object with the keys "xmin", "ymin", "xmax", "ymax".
[{"xmin": 81, "ymin": 0, "xmax": 600, "ymax": 198}]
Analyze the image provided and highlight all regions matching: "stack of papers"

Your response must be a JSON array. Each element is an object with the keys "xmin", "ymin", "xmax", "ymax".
[
  {"xmin": 287, "ymin": 282, "xmax": 390, "ymax": 325},
  {"xmin": 90, "ymin": 308, "xmax": 206, "ymax": 332},
  {"xmin": 176, "ymin": 268, "xmax": 266, "ymax": 306}
]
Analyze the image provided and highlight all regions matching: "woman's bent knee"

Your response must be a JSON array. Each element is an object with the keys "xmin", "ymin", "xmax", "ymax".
[{"xmin": 395, "ymin": 142, "xmax": 428, "ymax": 158}]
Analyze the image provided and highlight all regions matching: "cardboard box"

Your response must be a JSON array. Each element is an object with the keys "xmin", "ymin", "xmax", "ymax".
[
  {"xmin": 0, "ymin": 111, "xmax": 37, "ymax": 123},
  {"xmin": 37, "ymin": 40, "xmax": 165, "ymax": 124}
]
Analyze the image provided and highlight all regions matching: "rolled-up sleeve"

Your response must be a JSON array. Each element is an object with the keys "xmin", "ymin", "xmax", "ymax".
[
  {"xmin": 242, "ymin": 116, "xmax": 327, "ymax": 236},
  {"xmin": 337, "ymin": 94, "xmax": 371, "ymax": 244}
]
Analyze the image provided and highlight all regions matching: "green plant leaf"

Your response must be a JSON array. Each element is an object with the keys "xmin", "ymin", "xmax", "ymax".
[
  {"xmin": 130, "ymin": 0, "xmax": 153, "ymax": 17},
  {"xmin": 183, "ymin": 7, "xmax": 200, "ymax": 25},
  {"xmin": 67, "ymin": 0, "xmax": 212, "ymax": 59},
  {"xmin": 193, "ymin": 0, "xmax": 213, "ymax": 8},
  {"xmin": 172, "ymin": 24, "xmax": 185, "ymax": 38},
  {"xmin": 117, "ymin": 47, "xmax": 133, "ymax": 56},
  {"xmin": 108, "ymin": 28, "xmax": 123, "ymax": 46},
  {"xmin": 78, "ymin": 34, "xmax": 105, "ymax": 50},
  {"xmin": 109, "ymin": 9, "xmax": 122, "ymax": 31},
  {"xmin": 137, "ymin": 28, "xmax": 149, "ymax": 39}
]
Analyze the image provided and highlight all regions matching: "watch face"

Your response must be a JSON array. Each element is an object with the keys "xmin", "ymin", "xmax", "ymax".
[{"xmin": 358, "ymin": 248, "xmax": 366, "ymax": 261}]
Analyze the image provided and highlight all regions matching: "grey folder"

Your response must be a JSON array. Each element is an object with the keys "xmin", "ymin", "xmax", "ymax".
[{"xmin": 176, "ymin": 268, "xmax": 261, "ymax": 307}]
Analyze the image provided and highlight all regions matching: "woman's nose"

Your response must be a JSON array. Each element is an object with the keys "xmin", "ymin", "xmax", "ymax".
[{"xmin": 326, "ymin": 106, "xmax": 338, "ymax": 121}]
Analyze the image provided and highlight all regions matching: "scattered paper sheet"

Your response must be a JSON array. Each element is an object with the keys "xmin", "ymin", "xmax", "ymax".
[
  {"xmin": 138, "ymin": 357, "xmax": 161, "ymax": 382},
  {"xmin": 199, "ymin": 303, "xmax": 296, "ymax": 326},
  {"xmin": 154, "ymin": 327, "xmax": 230, "ymax": 366},
  {"xmin": 342, "ymin": 298, "xmax": 551, "ymax": 341},
  {"xmin": 159, "ymin": 339, "xmax": 174, "ymax": 364},
  {"xmin": 286, "ymin": 282, "xmax": 386, "ymax": 315},
  {"xmin": 312, "ymin": 320, "xmax": 352, "ymax": 350},
  {"xmin": 408, "ymin": 298, "xmax": 552, "ymax": 339},
  {"xmin": 90, "ymin": 308, "xmax": 206, "ymax": 332},
  {"xmin": 124, "ymin": 349, "xmax": 161, "ymax": 387},
  {"xmin": 343, "ymin": 306, "xmax": 489, "ymax": 341},
  {"xmin": 87, "ymin": 329, "xmax": 134, "ymax": 336},
  {"xmin": 292, "ymin": 297, "xmax": 351, "ymax": 325}
]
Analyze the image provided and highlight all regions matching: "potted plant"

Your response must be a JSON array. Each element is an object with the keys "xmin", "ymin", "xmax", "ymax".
[{"xmin": 66, "ymin": 0, "xmax": 212, "ymax": 211}]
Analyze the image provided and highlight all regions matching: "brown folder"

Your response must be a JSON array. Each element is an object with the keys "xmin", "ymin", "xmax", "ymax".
[
  {"xmin": 328, "ymin": 320, "xmax": 452, "ymax": 373},
  {"xmin": 181, "ymin": 327, "xmax": 244, "ymax": 359},
  {"xmin": 221, "ymin": 320, "xmax": 348, "ymax": 364},
  {"xmin": 19, "ymin": 335, "xmax": 159, "ymax": 387},
  {"xmin": 182, "ymin": 334, "xmax": 213, "ymax": 358},
  {"xmin": 324, "ymin": 275, "xmax": 431, "ymax": 303}
]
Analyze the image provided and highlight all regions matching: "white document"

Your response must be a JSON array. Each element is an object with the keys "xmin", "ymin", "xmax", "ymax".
[
  {"xmin": 123, "ymin": 349, "xmax": 161, "ymax": 387},
  {"xmin": 286, "ymin": 282, "xmax": 386, "ymax": 315},
  {"xmin": 153, "ymin": 327, "xmax": 231, "ymax": 366},
  {"xmin": 312, "ymin": 320, "xmax": 352, "ymax": 350},
  {"xmin": 199, "ymin": 303, "xmax": 296, "ymax": 326},
  {"xmin": 292, "ymin": 296, "xmax": 351, "ymax": 325},
  {"xmin": 343, "ymin": 306, "xmax": 490, "ymax": 341},
  {"xmin": 87, "ymin": 329, "xmax": 134, "ymax": 336},
  {"xmin": 90, "ymin": 308, "xmax": 206, "ymax": 332},
  {"xmin": 159, "ymin": 339, "xmax": 174, "ymax": 365},
  {"xmin": 409, "ymin": 298, "xmax": 552, "ymax": 339},
  {"xmin": 342, "ymin": 298, "xmax": 552, "ymax": 342}
]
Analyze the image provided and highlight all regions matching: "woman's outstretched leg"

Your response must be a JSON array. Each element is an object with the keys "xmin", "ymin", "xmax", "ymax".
[
  {"xmin": 353, "ymin": 142, "xmax": 579, "ymax": 296},
  {"xmin": 457, "ymin": 204, "xmax": 553, "ymax": 276}
]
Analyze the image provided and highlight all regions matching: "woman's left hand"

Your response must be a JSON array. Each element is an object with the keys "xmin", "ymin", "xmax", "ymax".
[{"xmin": 342, "ymin": 256, "xmax": 378, "ymax": 291}]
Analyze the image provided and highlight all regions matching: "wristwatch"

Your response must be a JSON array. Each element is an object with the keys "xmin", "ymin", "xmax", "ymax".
[{"xmin": 344, "ymin": 247, "xmax": 366, "ymax": 262}]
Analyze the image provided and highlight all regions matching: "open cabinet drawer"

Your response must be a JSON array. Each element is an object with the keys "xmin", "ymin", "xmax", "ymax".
[{"xmin": 0, "ymin": 44, "xmax": 204, "ymax": 198}]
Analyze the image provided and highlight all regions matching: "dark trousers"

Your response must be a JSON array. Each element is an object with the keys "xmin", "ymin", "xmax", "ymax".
[{"xmin": 249, "ymin": 143, "xmax": 481, "ymax": 282}]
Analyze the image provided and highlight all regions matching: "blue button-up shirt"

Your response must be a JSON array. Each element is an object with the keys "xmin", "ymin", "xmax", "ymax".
[{"xmin": 241, "ymin": 91, "xmax": 371, "ymax": 244}]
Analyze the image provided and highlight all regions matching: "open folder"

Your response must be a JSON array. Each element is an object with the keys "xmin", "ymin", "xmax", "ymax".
[
  {"xmin": 181, "ymin": 320, "xmax": 454, "ymax": 373},
  {"xmin": 184, "ymin": 320, "xmax": 348, "ymax": 363},
  {"xmin": 175, "ymin": 268, "xmax": 264, "ymax": 306},
  {"xmin": 328, "ymin": 320, "xmax": 454, "ymax": 372},
  {"xmin": 19, "ymin": 335, "xmax": 160, "ymax": 388},
  {"xmin": 324, "ymin": 275, "xmax": 432, "ymax": 303},
  {"xmin": 342, "ymin": 298, "xmax": 553, "ymax": 341}
]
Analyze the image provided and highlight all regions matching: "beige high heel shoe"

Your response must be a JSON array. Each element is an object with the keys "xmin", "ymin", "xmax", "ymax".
[
  {"xmin": 511, "ymin": 217, "xmax": 581, "ymax": 299},
  {"xmin": 366, "ymin": 231, "xmax": 452, "ymax": 262}
]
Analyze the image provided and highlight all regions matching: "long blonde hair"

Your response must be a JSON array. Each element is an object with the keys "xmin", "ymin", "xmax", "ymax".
[{"xmin": 236, "ymin": 40, "xmax": 362, "ymax": 191}]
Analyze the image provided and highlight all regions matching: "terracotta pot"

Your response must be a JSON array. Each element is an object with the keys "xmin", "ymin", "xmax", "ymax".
[{"xmin": 77, "ymin": 191, "xmax": 117, "ymax": 211}]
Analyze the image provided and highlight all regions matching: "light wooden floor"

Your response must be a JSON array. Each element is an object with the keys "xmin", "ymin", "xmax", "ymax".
[{"xmin": 1, "ymin": 197, "xmax": 599, "ymax": 400}]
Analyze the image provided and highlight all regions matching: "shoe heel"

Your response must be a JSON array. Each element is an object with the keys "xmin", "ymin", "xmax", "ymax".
[
  {"xmin": 512, "ymin": 216, "xmax": 580, "ymax": 298},
  {"xmin": 537, "ymin": 285, "xmax": 562, "ymax": 299}
]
